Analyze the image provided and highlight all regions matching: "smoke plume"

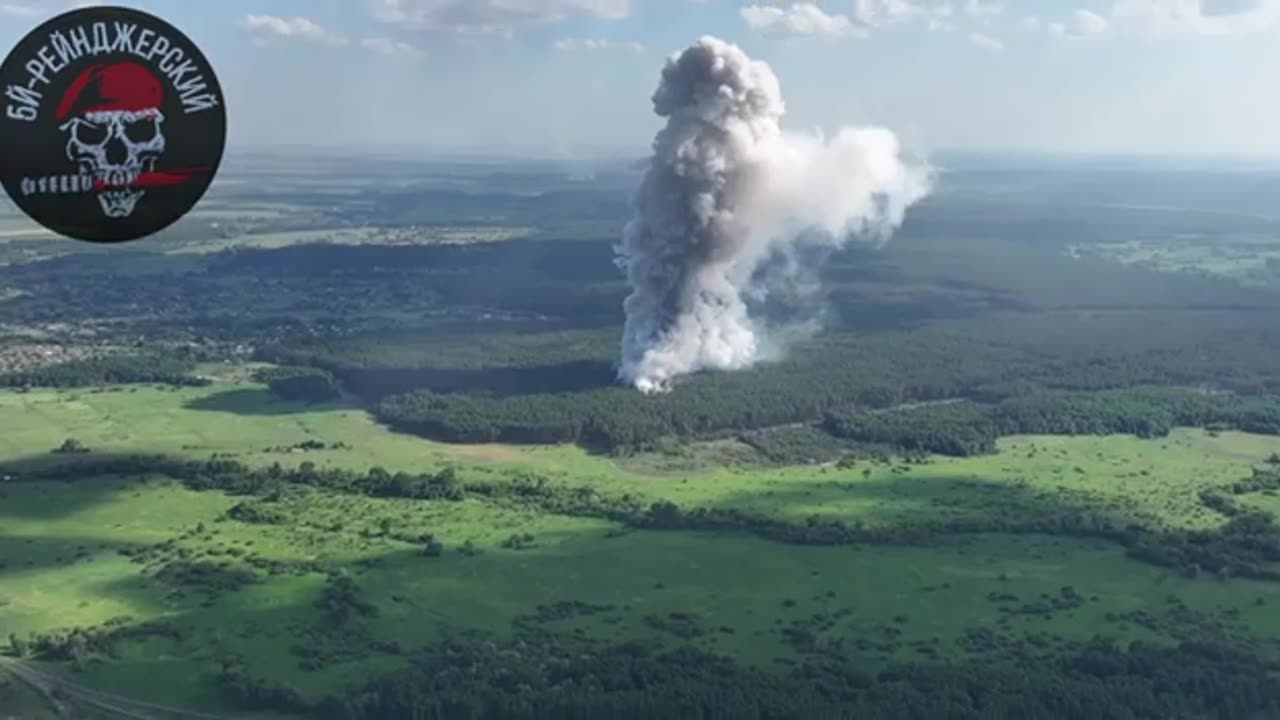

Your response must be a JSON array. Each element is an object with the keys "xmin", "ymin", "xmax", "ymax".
[{"xmin": 615, "ymin": 36, "xmax": 931, "ymax": 394}]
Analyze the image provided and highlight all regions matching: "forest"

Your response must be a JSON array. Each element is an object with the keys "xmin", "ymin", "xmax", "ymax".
[
  {"xmin": 235, "ymin": 237, "xmax": 1280, "ymax": 453},
  {"xmin": 256, "ymin": 366, "xmax": 343, "ymax": 403},
  {"xmin": 220, "ymin": 635, "xmax": 1280, "ymax": 720},
  {"xmin": 368, "ymin": 368, "xmax": 1280, "ymax": 456}
]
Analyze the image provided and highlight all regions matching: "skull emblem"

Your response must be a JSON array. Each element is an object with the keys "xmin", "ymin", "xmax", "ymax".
[{"xmin": 55, "ymin": 62, "xmax": 166, "ymax": 219}]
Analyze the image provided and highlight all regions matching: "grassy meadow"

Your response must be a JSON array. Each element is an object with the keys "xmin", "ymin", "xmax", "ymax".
[{"xmin": 4, "ymin": 377, "xmax": 1280, "ymax": 709}]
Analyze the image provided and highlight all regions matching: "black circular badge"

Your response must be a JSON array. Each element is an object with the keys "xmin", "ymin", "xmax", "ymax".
[{"xmin": 0, "ymin": 6, "xmax": 226, "ymax": 243}]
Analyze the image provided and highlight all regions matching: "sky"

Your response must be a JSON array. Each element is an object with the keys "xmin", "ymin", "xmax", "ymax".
[{"xmin": 2, "ymin": 0, "xmax": 1279, "ymax": 160}]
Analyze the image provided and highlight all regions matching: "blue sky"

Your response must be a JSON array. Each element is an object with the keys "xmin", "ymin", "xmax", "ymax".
[{"xmin": 2, "ymin": 0, "xmax": 1278, "ymax": 159}]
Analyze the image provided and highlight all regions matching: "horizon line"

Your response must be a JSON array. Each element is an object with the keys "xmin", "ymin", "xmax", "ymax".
[{"xmin": 217, "ymin": 144, "xmax": 1280, "ymax": 172}]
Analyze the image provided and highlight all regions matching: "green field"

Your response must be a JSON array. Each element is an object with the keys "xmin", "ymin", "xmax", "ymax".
[
  {"xmin": 1069, "ymin": 237, "xmax": 1280, "ymax": 285},
  {"xmin": 159, "ymin": 226, "xmax": 534, "ymax": 255},
  {"xmin": 4, "ymin": 378, "xmax": 1280, "ymax": 711}
]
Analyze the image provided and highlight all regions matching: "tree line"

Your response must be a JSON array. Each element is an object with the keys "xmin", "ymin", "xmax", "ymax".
[
  {"xmin": 825, "ymin": 388, "xmax": 1280, "ymax": 458},
  {"xmin": 255, "ymin": 366, "xmax": 342, "ymax": 403},
  {"xmin": 214, "ymin": 632, "xmax": 1280, "ymax": 720},
  {"xmin": 0, "ymin": 352, "xmax": 206, "ymax": 388},
  {"xmin": 375, "ymin": 384, "xmax": 1280, "ymax": 456}
]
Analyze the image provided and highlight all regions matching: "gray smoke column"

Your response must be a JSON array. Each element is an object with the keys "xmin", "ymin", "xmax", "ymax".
[{"xmin": 615, "ymin": 36, "xmax": 932, "ymax": 394}]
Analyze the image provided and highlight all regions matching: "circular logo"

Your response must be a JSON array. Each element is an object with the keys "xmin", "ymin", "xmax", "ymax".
[{"xmin": 0, "ymin": 6, "xmax": 226, "ymax": 244}]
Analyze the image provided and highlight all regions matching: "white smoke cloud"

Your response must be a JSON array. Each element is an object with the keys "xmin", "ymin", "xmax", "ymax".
[{"xmin": 615, "ymin": 36, "xmax": 931, "ymax": 394}]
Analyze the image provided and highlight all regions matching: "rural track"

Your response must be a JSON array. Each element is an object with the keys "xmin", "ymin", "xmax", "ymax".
[{"xmin": 0, "ymin": 657, "xmax": 236, "ymax": 720}]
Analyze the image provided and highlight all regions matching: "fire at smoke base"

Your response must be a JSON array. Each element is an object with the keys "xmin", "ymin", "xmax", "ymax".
[{"xmin": 615, "ymin": 36, "xmax": 932, "ymax": 394}]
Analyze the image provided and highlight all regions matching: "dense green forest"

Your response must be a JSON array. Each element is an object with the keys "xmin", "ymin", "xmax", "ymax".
[
  {"xmin": 368, "ymin": 366, "xmax": 1280, "ymax": 455},
  {"xmin": 215, "ymin": 636, "xmax": 1280, "ymax": 720},
  {"xmin": 255, "ymin": 366, "xmax": 343, "ymax": 403}
]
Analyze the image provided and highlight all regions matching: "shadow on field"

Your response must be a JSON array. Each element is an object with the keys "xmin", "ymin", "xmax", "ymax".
[
  {"xmin": 0, "ymin": 531, "xmax": 138, "ymax": 580},
  {"xmin": 0, "ymin": 453, "xmax": 169, "ymax": 520},
  {"xmin": 183, "ymin": 389, "xmax": 349, "ymax": 416},
  {"xmin": 711, "ymin": 471, "xmax": 1138, "ymax": 537}
]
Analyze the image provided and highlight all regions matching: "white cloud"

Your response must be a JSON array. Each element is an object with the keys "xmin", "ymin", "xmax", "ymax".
[
  {"xmin": 1110, "ymin": 0, "xmax": 1280, "ymax": 36},
  {"xmin": 1048, "ymin": 21, "xmax": 1067, "ymax": 35},
  {"xmin": 1072, "ymin": 9, "xmax": 1110, "ymax": 34},
  {"xmin": 243, "ymin": 15, "xmax": 423, "ymax": 60},
  {"xmin": 360, "ymin": 36, "xmax": 422, "ymax": 57},
  {"xmin": 553, "ymin": 37, "xmax": 645, "ymax": 52},
  {"xmin": 372, "ymin": 0, "xmax": 630, "ymax": 36},
  {"xmin": 852, "ymin": 0, "xmax": 926, "ymax": 27},
  {"xmin": 736, "ymin": 0, "xmax": 1024, "ymax": 39},
  {"xmin": 838, "ymin": 0, "xmax": 1010, "ymax": 35},
  {"xmin": 736, "ymin": 1, "xmax": 1046, "ymax": 39},
  {"xmin": 968, "ymin": 30, "xmax": 1004, "ymax": 48},
  {"xmin": 742, "ymin": 3, "xmax": 859, "ymax": 37},
  {"xmin": 244, "ymin": 15, "xmax": 349, "ymax": 47}
]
